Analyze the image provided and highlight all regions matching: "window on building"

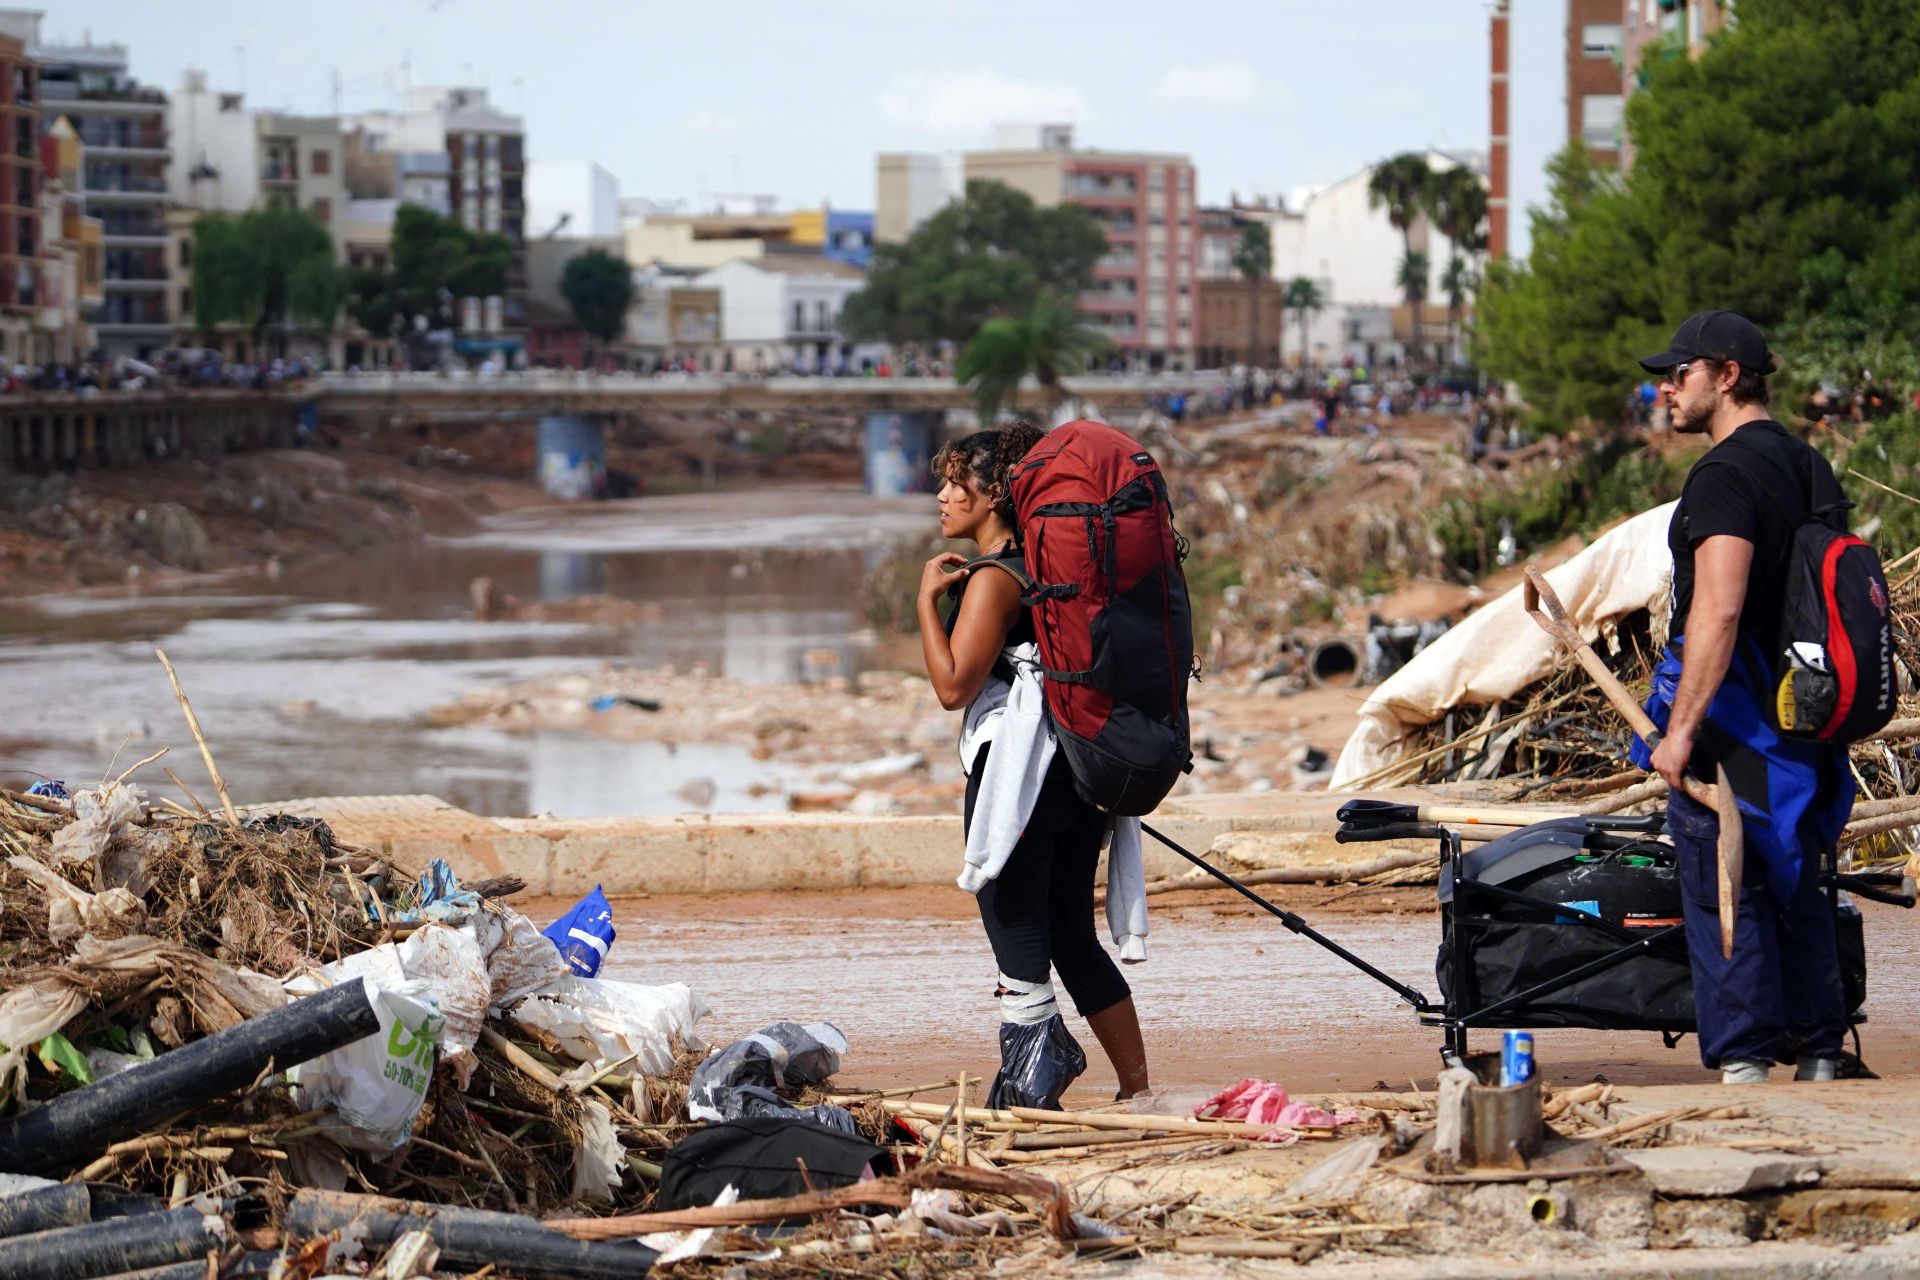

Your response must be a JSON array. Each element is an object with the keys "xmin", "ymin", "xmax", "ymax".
[
  {"xmin": 1581, "ymin": 93, "xmax": 1625, "ymax": 147},
  {"xmin": 310, "ymin": 148, "xmax": 331, "ymax": 175},
  {"xmin": 793, "ymin": 301, "xmax": 804, "ymax": 331},
  {"xmin": 180, "ymin": 286, "xmax": 191, "ymax": 314},
  {"xmin": 311, "ymin": 197, "xmax": 331, "ymax": 223},
  {"xmin": 1582, "ymin": 23, "xmax": 1623, "ymax": 57},
  {"xmin": 816, "ymin": 299, "xmax": 830, "ymax": 330},
  {"xmin": 178, "ymin": 238, "xmax": 192, "ymax": 269},
  {"xmin": 1148, "ymin": 168, "xmax": 1165, "ymax": 192}
]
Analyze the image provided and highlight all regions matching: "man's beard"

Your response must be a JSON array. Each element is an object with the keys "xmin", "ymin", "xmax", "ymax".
[{"xmin": 1671, "ymin": 395, "xmax": 1712, "ymax": 434}]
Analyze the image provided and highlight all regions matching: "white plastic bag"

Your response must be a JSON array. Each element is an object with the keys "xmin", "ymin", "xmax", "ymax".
[
  {"xmin": 285, "ymin": 953, "xmax": 445, "ymax": 1154},
  {"xmin": 510, "ymin": 975, "xmax": 709, "ymax": 1077}
]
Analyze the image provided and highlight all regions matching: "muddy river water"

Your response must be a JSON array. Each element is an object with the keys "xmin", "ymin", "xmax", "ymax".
[{"xmin": 0, "ymin": 488, "xmax": 929, "ymax": 815}]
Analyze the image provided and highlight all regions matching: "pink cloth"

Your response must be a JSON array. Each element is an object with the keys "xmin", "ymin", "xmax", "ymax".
[{"xmin": 1196, "ymin": 1078, "xmax": 1364, "ymax": 1138}]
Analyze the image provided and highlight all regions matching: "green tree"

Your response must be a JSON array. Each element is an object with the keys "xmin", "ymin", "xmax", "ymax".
[
  {"xmin": 1475, "ymin": 0, "xmax": 1920, "ymax": 426},
  {"xmin": 1232, "ymin": 221, "xmax": 1274, "ymax": 366},
  {"xmin": 190, "ymin": 206, "xmax": 342, "ymax": 355},
  {"xmin": 560, "ymin": 248, "xmax": 636, "ymax": 359},
  {"xmin": 1283, "ymin": 276, "xmax": 1324, "ymax": 370},
  {"xmin": 841, "ymin": 180, "xmax": 1107, "ymax": 345},
  {"xmin": 954, "ymin": 290, "xmax": 1110, "ymax": 424},
  {"xmin": 1368, "ymin": 152, "xmax": 1435, "ymax": 363},
  {"xmin": 346, "ymin": 204, "xmax": 513, "ymax": 338}
]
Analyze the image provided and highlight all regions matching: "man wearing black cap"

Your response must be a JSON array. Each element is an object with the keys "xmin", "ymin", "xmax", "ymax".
[{"xmin": 1634, "ymin": 310, "xmax": 1855, "ymax": 1085}]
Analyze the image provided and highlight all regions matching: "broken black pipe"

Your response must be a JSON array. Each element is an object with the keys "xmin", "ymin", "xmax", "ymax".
[
  {"xmin": 286, "ymin": 1188, "xmax": 658, "ymax": 1280},
  {"xmin": 0, "ymin": 1205, "xmax": 223, "ymax": 1280},
  {"xmin": 0, "ymin": 1183, "xmax": 91, "ymax": 1240},
  {"xmin": 0, "ymin": 978, "xmax": 381, "ymax": 1176}
]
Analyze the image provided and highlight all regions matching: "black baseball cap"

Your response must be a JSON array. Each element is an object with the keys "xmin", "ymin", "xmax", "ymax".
[{"xmin": 1639, "ymin": 309, "xmax": 1779, "ymax": 375}]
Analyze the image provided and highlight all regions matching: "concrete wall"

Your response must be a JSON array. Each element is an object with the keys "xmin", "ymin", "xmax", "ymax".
[{"xmin": 266, "ymin": 792, "xmax": 1382, "ymax": 899}]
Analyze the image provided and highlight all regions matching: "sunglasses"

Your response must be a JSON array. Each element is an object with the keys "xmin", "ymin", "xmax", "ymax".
[{"xmin": 1663, "ymin": 360, "xmax": 1706, "ymax": 387}]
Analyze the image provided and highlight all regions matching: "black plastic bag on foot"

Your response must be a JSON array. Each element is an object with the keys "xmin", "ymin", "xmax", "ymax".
[{"xmin": 986, "ymin": 1014, "xmax": 1086, "ymax": 1110}]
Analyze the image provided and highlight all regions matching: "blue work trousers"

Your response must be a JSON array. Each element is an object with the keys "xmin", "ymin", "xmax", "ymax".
[{"xmin": 1667, "ymin": 790, "xmax": 1847, "ymax": 1068}]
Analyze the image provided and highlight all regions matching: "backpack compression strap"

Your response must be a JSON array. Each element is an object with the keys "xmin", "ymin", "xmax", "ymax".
[{"xmin": 960, "ymin": 557, "xmax": 1094, "ymax": 685}]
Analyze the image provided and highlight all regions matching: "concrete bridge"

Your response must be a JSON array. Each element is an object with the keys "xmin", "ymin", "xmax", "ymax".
[
  {"xmin": 0, "ymin": 389, "xmax": 311, "ymax": 474},
  {"xmin": 313, "ymin": 370, "xmax": 1224, "ymax": 496},
  {"xmin": 310, "ymin": 370, "xmax": 1219, "ymax": 420}
]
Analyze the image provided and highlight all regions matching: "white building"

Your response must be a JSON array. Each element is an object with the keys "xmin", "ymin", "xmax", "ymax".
[
  {"xmin": 873, "ymin": 151, "xmax": 962, "ymax": 243},
  {"xmin": 1263, "ymin": 149, "xmax": 1486, "ymax": 367},
  {"xmin": 692, "ymin": 253, "xmax": 865, "ymax": 372},
  {"xmin": 527, "ymin": 160, "xmax": 619, "ymax": 239},
  {"xmin": 167, "ymin": 71, "xmax": 255, "ymax": 213}
]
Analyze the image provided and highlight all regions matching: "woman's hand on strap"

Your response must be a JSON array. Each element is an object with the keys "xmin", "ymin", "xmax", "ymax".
[{"xmin": 919, "ymin": 551, "xmax": 970, "ymax": 603}]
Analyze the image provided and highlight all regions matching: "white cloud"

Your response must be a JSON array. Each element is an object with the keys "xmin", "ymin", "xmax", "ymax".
[
  {"xmin": 878, "ymin": 70, "xmax": 1089, "ymax": 137},
  {"xmin": 1152, "ymin": 63, "xmax": 1266, "ymax": 108},
  {"xmin": 683, "ymin": 109, "xmax": 740, "ymax": 135}
]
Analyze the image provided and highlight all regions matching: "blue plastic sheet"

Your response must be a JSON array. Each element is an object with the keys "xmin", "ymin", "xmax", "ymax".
[{"xmin": 384, "ymin": 858, "xmax": 483, "ymax": 924}]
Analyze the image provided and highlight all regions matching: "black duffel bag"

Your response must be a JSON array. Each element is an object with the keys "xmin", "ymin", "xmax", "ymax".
[{"xmin": 658, "ymin": 1115, "xmax": 883, "ymax": 1211}]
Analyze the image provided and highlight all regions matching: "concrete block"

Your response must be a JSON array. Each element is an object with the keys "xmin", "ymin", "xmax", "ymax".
[
  {"xmin": 852, "ymin": 817, "xmax": 960, "ymax": 886},
  {"xmin": 546, "ymin": 823, "xmax": 708, "ymax": 897},
  {"xmin": 389, "ymin": 831, "xmax": 555, "ymax": 897},
  {"xmin": 697, "ymin": 816, "xmax": 862, "ymax": 893},
  {"xmin": 1618, "ymin": 1147, "xmax": 1823, "ymax": 1197}
]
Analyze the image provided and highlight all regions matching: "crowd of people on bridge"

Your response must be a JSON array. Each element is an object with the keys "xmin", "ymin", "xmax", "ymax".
[{"xmin": 1, "ymin": 353, "xmax": 322, "ymax": 396}]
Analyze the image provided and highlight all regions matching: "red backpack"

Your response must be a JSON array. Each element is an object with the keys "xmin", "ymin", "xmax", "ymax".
[{"xmin": 973, "ymin": 420, "xmax": 1195, "ymax": 815}]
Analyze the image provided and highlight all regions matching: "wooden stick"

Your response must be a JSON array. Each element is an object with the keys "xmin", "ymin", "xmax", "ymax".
[
  {"xmin": 824, "ymin": 1078, "xmax": 956, "ymax": 1103},
  {"xmin": 956, "ymin": 1071, "xmax": 969, "ymax": 1167},
  {"xmin": 162, "ymin": 768, "xmax": 213, "ymax": 819},
  {"xmin": 154, "ymin": 647, "xmax": 239, "ymax": 826},
  {"xmin": 1130, "ymin": 849, "xmax": 1432, "ymax": 899},
  {"xmin": 1849, "ymin": 795, "xmax": 1920, "ymax": 821},
  {"xmin": 1580, "ymin": 776, "xmax": 1668, "ymax": 815},
  {"xmin": 112, "ymin": 746, "xmax": 169, "ymax": 787},
  {"xmin": 0, "ymin": 788, "xmax": 70, "ymax": 816},
  {"xmin": 546, "ymin": 1165, "xmax": 1073, "ymax": 1240},
  {"xmin": 1843, "ymin": 809, "xmax": 1920, "ymax": 844},
  {"xmin": 1582, "ymin": 1106, "xmax": 1707, "ymax": 1143}
]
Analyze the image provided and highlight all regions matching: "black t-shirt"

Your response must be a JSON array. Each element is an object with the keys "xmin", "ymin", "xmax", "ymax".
[{"xmin": 1667, "ymin": 419, "xmax": 1846, "ymax": 641}]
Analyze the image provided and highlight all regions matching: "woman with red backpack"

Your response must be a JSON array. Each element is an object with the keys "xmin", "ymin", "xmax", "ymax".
[{"xmin": 915, "ymin": 423, "xmax": 1152, "ymax": 1108}]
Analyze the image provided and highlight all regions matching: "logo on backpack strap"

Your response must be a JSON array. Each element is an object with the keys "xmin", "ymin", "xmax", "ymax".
[{"xmin": 1129, "ymin": 452, "xmax": 1152, "ymax": 465}]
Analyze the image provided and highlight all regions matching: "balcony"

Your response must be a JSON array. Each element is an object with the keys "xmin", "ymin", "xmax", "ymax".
[{"xmin": 261, "ymin": 161, "xmax": 298, "ymax": 185}]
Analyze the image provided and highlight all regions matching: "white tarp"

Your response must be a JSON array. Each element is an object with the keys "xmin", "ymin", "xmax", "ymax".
[{"xmin": 1330, "ymin": 501, "xmax": 1678, "ymax": 788}]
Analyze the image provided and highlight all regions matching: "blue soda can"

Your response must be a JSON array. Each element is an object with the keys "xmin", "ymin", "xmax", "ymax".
[{"xmin": 1502, "ymin": 1030, "xmax": 1535, "ymax": 1085}]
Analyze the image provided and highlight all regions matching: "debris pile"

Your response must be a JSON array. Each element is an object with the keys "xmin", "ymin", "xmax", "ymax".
[{"xmin": 1338, "ymin": 561, "xmax": 1920, "ymax": 868}]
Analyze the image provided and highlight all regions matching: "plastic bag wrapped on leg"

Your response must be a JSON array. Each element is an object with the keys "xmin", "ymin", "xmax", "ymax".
[{"xmin": 986, "ymin": 1015, "xmax": 1085, "ymax": 1111}]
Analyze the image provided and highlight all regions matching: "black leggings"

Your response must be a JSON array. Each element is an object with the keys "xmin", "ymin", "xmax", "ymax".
[{"xmin": 964, "ymin": 747, "xmax": 1131, "ymax": 1018}]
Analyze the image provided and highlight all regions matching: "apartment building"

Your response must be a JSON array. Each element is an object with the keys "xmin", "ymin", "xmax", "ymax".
[
  {"xmin": 1567, "ymin": 0, "xmax": 1626, "ymax": 167},
  {"xmin": 257, "ymin": 114, "xmax": 347, "ymax": 247},
  {"xmin": 527, "ymin": 159, "xmax": 619, "ymax": 239},
  {"xmin": 346, "ymin": 86, "xmax": 526, "ymax": 352},
  {"xmin": 1560, "ymin": 0, "xmax": 1734, "ymax": 169},
  {"xmin": 0, "ymin": 26, "xmax": 39, "ymax": 362},
  {"xmin": 7, "ymin": 15, "xmax": 171, "ymax": 357},
  {"xmin": 955, "ymin": 125, "xmax": 1198, "ymax": 369}
]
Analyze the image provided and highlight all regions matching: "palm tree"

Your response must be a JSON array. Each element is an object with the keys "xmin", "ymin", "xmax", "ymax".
[
  {"xmin": 1231, "ymin": 222, "xmax": 1273, "ymax": 367},
  {"xmin": 955, "ymin": 290, "xmax": 1111, "ymax": 424},
  {"xmin": 1368, "ymin": 153, "xmax": 1435, "ymax": 365},
  {"xmin": 1440, "ymin": 256, "xmax": 1474, "ymax": 364},
  {"xmin": 1396, "ymin": 250, "xmax": 1430, "ymax": 362},
  {"xmin": 1283, "ymin": 277, "xmax": 1324, "ymax": 370},
  {"xmin": 1426, "ymin": 167, "xmax": 1489, "ymax": 365}
]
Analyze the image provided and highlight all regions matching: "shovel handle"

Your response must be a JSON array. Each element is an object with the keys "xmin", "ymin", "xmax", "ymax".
[{"xmin": 1522, "ymin": 568, "xmax": 1665, "ymax": 746}]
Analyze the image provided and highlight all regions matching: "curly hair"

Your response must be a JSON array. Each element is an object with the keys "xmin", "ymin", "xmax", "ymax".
[{"xmin": 931, "ymin": 421, "xmax": 1047, "ymax": 528}]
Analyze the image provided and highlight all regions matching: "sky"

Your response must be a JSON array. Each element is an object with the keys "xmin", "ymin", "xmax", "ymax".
[{"xmin": 44, "ymin": 0, "xmax": 1565, "ymax": 253}]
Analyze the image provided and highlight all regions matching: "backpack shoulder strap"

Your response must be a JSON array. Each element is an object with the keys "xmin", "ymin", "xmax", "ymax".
[{"xmin": 961, "ymin": 555, "xmax": 1038, "ymax": 595}]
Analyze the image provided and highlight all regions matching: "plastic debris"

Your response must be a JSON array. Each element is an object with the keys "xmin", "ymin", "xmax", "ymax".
[
  {"xmin": 542, "ymin": 884, "xmax": 616, "ymax": 977},
  {"xmin": 987, "ymin": 1015, "xmax": 1085, "ymax": 1111}
]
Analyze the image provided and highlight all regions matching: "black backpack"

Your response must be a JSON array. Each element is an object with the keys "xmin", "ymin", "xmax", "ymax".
[
  {"xmin": 1728, "ymin": 440, "xmax": 1898, "ymax": 743},
  {"xmin": 658, "ymin": 1116, "xmax": 882, "ymax": 1211}
]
